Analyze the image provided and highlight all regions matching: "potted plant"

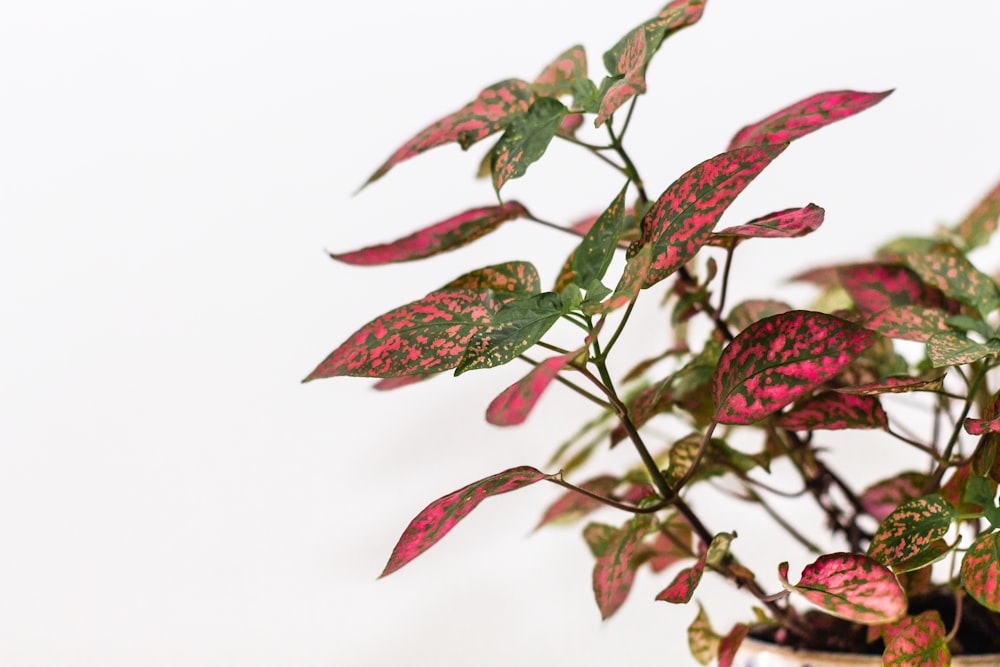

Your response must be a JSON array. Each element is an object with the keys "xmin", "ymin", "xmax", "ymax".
[{"xmin": 311, "ymin": 2, "xmax": 1000, "ymax": 664}]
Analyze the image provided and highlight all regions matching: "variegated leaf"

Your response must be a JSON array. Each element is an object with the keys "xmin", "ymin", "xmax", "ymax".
[
  {"xmin": 646, "ymin": 517, "xmax": 693, "ymax": 572},
  {"xmin": 485, "ymin": 351, "xmax": 576, "ymax": 426},
  {"xmin": 705, "ymin": 532, "xmax": 735, "ymax": 567},
  {"xmin": 593, "ymin": 515, "xmax": 652, "ymax": 619},
  {"xmin": 306, "ymin": 289, "xmax": 498, "ymax": 379},
  {"xmin": 532, "ymin": 45, "xmax": 587, "ymax": 98},
  {"xmin": 583, "ymin": 522, "xmax": 618, "ymax": 558},
  {"xmin": 656, "ymin": 556, "xmax": 705, "ymax": 604},
  {"xmin": 927, "ymin": 331, "xmax": 1000, "ymax": 367},
  {"xmin": 572, "ymin": 184, "xmax": 628, "ymax": 287},
  {"xmin": 629, "ymin": 144, "xmax": 787, "ymax": 288},
  {"xmin": 881, "ymin": 611, "xmax": 950, "ymax": 667},
  {"xmin": 458, "ymin": 292, "xmax": 566, "ymax": 374},
  {"xmin": 960, "ymin": 531, "xmax": 1000, "ymax": 612},
  {"xmin": 966, "ymin": 396, "xmax": 1000, "ymax": 435},
  {"xmin": 777, "ymin": 553, "xmax": 907, "ymax": 623},
  {"xmin": 535, "ymin": 475, "xmax": 618, "ymax": 529},
  {"xmin": 687, "ymin": 602, "xmax": 721, "ymax": 665},
  {"xmin": 838, "ymin": 263, "xmax": 954, "ymax": 318},
  {"xmin": 835, "ymin": 374, "xmax": 946, "ymax": 396},
  {"xmin": 713, "ymin": 311, "xmax": 874, "ymax": 424},
  {"xmin": 905, "ymin": 245, "xmax": 1000, "ymax": 316},
  {"xmin": 443, "ymin": 261, "xmax": 541, "ymax": 296},
  {"xmin": 710, "ymin": 204, "xmax": 824, "ymax": 243},
  {"xmin": 776, "ymin": 391, "xmax": 887, "ymax": 430},
  {"xmin": 491, "ymin": 97, "xmax": 568, "ymax": 191},
  {"xmin": 864, "ymin": 306, "xmax": 952, "ymax": 342},
  {"xmin": 380, "ymin": 466, "xmax": 552, "ymax": 577},
  {"xmin": 331, "ymin": 203, "xmax": 527, "ymax": 265},
  {"xmin": 726, "ymin": 299, "xmax": 791, "ymax": 332},
  {"xmin": 596, "ymin": 28, "xmax": 647, "ymax": 127},
  {"xmin": 860, "ymin": 473, "xmax": 932, "ymax": 522},
  {"xmin": 718, "ymin": 624, "xmax": 750, "ymax": 667},
  {"xmin": 951, "ymin": 179, "xmax": 1000, "ymax": 251},
  {"xmin": 372, "ymin": 373, "xmax": 436, "ymax": 391},
  {"xmin": 868, "ymin": 495, "xmax": 955, "ymax": 571},
  {"xmin": 584, "ymin": 243, "xmax": 652, "ymax": 315},
  {"xmin": 728, "ymin": 90, "xmax": 892, "ymax": 149},
  {"xmin": 365, "ymin": 79, "xmax": 533, "ymax": 185}
]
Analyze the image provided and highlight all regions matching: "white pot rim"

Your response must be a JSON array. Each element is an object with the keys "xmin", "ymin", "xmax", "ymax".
[{"xmin": 738, "ymin": 635, "xmax": 1000, "ymax": 666}]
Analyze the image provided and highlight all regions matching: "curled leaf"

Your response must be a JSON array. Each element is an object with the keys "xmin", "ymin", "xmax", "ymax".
[
  {"xmin": 777, "ymin": 553, "xmax": 906, "ymax": 623},
  {"xmin": 710, "ymin": 204, "xmax": 824, "ymax": 243},
  {"xmin": 835, "ymin": 374, "xmax": 946, "ymax": 396}
]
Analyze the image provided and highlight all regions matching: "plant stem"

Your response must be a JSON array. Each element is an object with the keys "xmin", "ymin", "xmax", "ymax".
[
  {"xmin": 884, "ymin": 426, "xmax": 947, "ymax": 462},
  {"xmin": 715, "ymin": 243, "xmax": 737, "ymax": 318},
  {"xmin": 741, "ymin": 485, "xmax": 823, "ymax": 552},
  {"xmin": 673, "ymin": 420, "xmax": 719, "ymax": 493},
  {"xmin": 929, "ymin": 364, "xmax": 989, "ymax": 489},
  {"xmin": 546, "ymin": 475, "xmax": 668, "ymax": 515},
  {"xmin": 524, "ymin": 212, "xmax": 588, "ymax": 238},
  {"xmin": 519, "ymin": 354, "xmax": 611, "ymax": 410},
  {"xmin": 596, "ymin": 297, "xmax": 638, "ymax": 360},
  {"xmin": 605, "ymin": 122, "xmax": 649, "ymax": 205}
]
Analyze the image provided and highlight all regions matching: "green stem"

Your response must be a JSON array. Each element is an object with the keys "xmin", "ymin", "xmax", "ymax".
[
  {"xmin": 618, "ymin": 96, "xmax": 639, "ymax": 139},
  {"xmin": 524, "ymin": 212, "xmax": 589, "ymax": 239},
  {"xmin": 716, "ymin": 243, "xmax": 737, "ymax": 318},
  {"xmin": 596, "ymin": 297, "xmax": 638, "ymax": 360},
  {"xmin": 605, "ymin": 123, "xmax": 649, "ymax": 205},
  {"xmin": 930, "ymin": 364, "xmax": 989, "ymax": 488},
  {"xmin": 884, "ymin": 426, "xmax": 947, "ymax": 462}
]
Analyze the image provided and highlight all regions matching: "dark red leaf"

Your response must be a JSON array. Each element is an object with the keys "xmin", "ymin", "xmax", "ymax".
[
  {"xmin": 331, "ymin": 202, "xmax": 527, "ymax": 265},
  {"xmin": 965, "ymin": 395, "xmax": 1000, "ymax": 435},
  {"xmin": 728, "ymin": 90, "xmax": 892, "ymax": 149},
  {"xmin": 838, "ymin": 263, "xmax": 954, "ymax": 318},
  {"xmin": 629, "ymin": 144, "xmax": 787, "ymax": 288},
  {"xmin": 380, "ymin": 466, "xmax": 552, "ymax": 577},
  {"xmin": 713, "ymin": 311, "xmax": 874, "ymax": 424},
  {"xmin": 711, "ymin": 204, "xmax": 824, "ymax": 243},
  {"xmin": 776, "ymin": 391, "xmax": 887, "ymax": 430},
  {"xmin": 778, "ymin": 553, "xmax": 906, "ymax": 623},
  {"xmin": 860, "ymin": 473, "xmax": 932, "ymax": 522}
]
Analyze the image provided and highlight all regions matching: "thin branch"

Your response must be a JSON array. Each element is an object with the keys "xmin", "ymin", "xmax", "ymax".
[{"xmin": 546, "ymin": 475, "xmax": 668, "ymax": 514}]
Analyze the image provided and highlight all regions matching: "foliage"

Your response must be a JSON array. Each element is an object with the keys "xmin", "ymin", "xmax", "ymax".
[{"xmin": 310, "ymin": 1, "xmax": 1000, "ymax": 664}]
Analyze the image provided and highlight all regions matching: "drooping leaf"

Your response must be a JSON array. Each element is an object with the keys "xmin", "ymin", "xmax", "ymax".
[
  {"xmin": 485, "ymin": 351, "xmax": 576, "ymax": 426},
  {"xmin": 629, "ymin": 144, "xmax": 787, "ymax": 288},
  {"xmin": 380, "ymin": 466, "xmax": 552, "ymax": 577},
  {"xmin": 960, "ymin": 531, "xmax": 1000, "ymax": 612},
  {"xmin": 443, "ymin": 261, "xmax": 541, "ymax": 296},
  {"xmin": 532, "ymin": 45, "xmax": 588, "ymax": 98},
  {"xmin": 860, "ymin": 473, "xmax": 932, "ymax": 522},
  {"xmin": 728, "ymin": 90, "xmax": 892, "ymax": 149},
  {"xmin": 331, "ymin": 203, "xmax": 528, "ymax": 265},
  {"xmin": 365, "ymin": 79, "xmax": 533, "ymax": 185},
  {"xmin": 881, "ymin": 611, "xmax": 950, "ymax": 667},
  {"xmin": 572, "ymin": 184, "xmax": 628, "ymax": 287},
  {"xmin": 905, "ymin": 245, "xmax": 1000, "ymax": 316},
  {"xmin": 593, "ymin": 515, "xmax": 652, "ymax": 619},
  {"xmin": 927, "ymin": 331, "xmax": 1000, "ymax": 368},
  {"xmin": 306, "ymin": 289, "xmax": 499, "ymax": 380},
  {"xmin": 718, "ymin": 624, "xmax": 749, "ymax": 667},
  {"xmin": 864, "ymin": 306, "xmax": 952, "ymax": 342},
  {"xmin": 712, "ymin": 311, "xmax": 874, "ymax": 424},
  {"xmin": 776, "ymin": 391, "xmax": 887, "ymax": 430},
  {"xmin": 868, "ymin": 495, "xmax": 955, "ymax": 571},
  {"xmin": 777, "ymin": 553, "xmax": 907, "ymax": 623},
  {"xmin": 686, "ymin": 602, "xmax": 720, "ymax": 665},
  {"xmin": 656, "ymin": 557, "xmax": 705, "ymax": 604},
  {"xmin": 950, "ymin": 179, "xmax": 1000, "ymax": 251},
  {"xmin": 458, "ymin": 292, "xmax": 566, "ymax": 374},
  {"xmin": 835, "ymin": 374, "xmax": 946, "ymax": 396},
  {"xmin": 535, "ymin": 475, "xmax": 618, "ymax": 529},
  {"xmin": 372, "ymin": 373, "xmax": 436, "ymax": 391},
  {"xmin": 838, "ymin": 263, "xmax": 954, "ymax": 318},
  {"xmin": 710, "ymin": 204, "xmax": 824, "ymax": 243},
  {"xmin": 491, "ymin": 97, "xmax": 568, "ymax": 191},
  {"xmin": 726, "ymin": 299, "xmax": 791, "ymax": 332}
]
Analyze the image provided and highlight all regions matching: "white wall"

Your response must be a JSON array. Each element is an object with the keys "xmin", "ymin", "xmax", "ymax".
[{"xmin": 1, "ymin": 1, "xmax": 998, "ymax": 665}]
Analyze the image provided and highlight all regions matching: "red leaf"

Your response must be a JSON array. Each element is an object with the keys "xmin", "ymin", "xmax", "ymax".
[
  {"xmin": 443, "ymin": 261, "xmax": 542, "ymax": 296},
  {"xmin": 532, "ymin": 45, "xmax": 587, "ymax": 98},
  {"xmin": 835, "ymin": 374, "xmax": 946, "ymax": 396},
  {"xmin": 593, "ymin": 516, "xmax": 652, "ymax": 619},
  {"xmin": 778, "ymin": 553, "xmax": 907, "ymax": 623},
  {"xmin": 718, "ymin": 623, "xmax": 750, "ymax": 667},
  {"xmin": 776, "ymin": 391, "xmax": 888, "ymax": 431},
  {"xmin": 882, "ymin": 611, "xmax": 950, "ymax": 667},
  {"xmin": 860, "ymin": 473, "xmax": 931, "ymax": 522},
  {"xmin": 305, "ymin": 289, "xmax": 499, "ymax": 380},
  {"xmin": 713, "ymin": 311, "xmax": 874, "ymax": 425},
  {"xmin": 839, "ymin": 263, "xmax": 955, "ymax": 318},
  {"xmin": 365, "ymin": 79, "xmax": 533, "ymax": 185},
  {"xmin": 629, "ymin": 144, "xmax": 787, "ymax": 288},
  {"xmin": 656, "ymin": 556, "xmax": 705, "ymax": 604},
  {"xmin": 645, "ymin": 517, "xmax": 693, "ymax": 572},
  {"xmin": 728, "ymin": 89, "xmax": 892, "ymax": 149},
  {"xmin": 960, "ymin": 531, "xmax": 1000, "ymax": 612},
  {"xmin": 331, "ymin": 202, "xmax": 527, "ymax": 265},
  {"xmin": 535, "ymin": 475, "xmax": 618, "ymax": 529},
  {"xmin": 486, "ymin": 352, "xmax": 576, "ymax": 426},
  {"xmin": 711, "ymin": 204, "xmax": 825, "ymax": 243},
  {"xmin": 380, "ymin": 466, "xmax": 552, "ymax": 577}
]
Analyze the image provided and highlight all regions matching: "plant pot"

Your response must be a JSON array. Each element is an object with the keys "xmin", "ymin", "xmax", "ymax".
[{"xmin": 733, "ymin": 637, "xmax": 1000, "ymax": 666}]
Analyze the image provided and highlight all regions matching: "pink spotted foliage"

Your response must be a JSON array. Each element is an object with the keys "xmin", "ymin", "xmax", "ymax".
[
  {"xmin": 961, "ymin": 532, "xmax": 1000, "ymax": 612},
  {"xmin": 380, "ymin": 466, "xmax": 552, "ymax": 577},
  {"xmin": 486, "ymin": 352, "xmax": 576, "ymax": 426},
  {"xmin": 776, "ymin": 391, "xmax": 887, "ymax": 431},
  {"xmin": 592, "ymin": 516, "xmax": 652, "ymax": 619},
  {"xmin": 838, "ymin": 263, "xmax": 956, "ymax": 318},
  {"xmin": 860, "ymin": 472, "xmax": 931, "ymax": 522},
  {"xmin": 710, "ymin": 204, "xmax": 824, "ymax": 243},
  {"xmin": 656, "ymin": 556, "xmax": 705, "ymax": 604},
  {"xmin": 718, "ymin": 624, "xmax": 749, "ymax": 667},
  {"xmin": 965, "ymin": 395, "xmax": 1000, "ymax": 435},
  {"xmin": 868, "ymin": 495, "xmax": 955, "ymax": 572},
  {"xmin": 535, "ymin": 475, "xmax": 618, "ymax": 529},
  {"xmin": 882, "ymin": 611, "xmax": 950, "ymax": 666},
  {"xmin": 864, "ymin": 306, "xmax": 951, "ymax": 342},
  {"xmin": 778, "ymin": 553, "xmax": 907, "ymax": 624},
  {"xmin": 531, "ymin": 45, "xmax": 587, "ymax": 98}
]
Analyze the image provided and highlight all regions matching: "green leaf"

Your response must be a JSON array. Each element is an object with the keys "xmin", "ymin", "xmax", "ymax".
[
  {"xmin": 572, "ymin": 184, "xmax": 628, "ymax": 287},
  {"xmin": 491, "ymin": 97, "xmax": 568, "ymax": 191},
  {"xmin": 960, "ymin": 531, "xmax": 1000, "ymax": 612},
  {"xmin": 457, "ymin": 292, "xmax": 565, "ymax": 374},
  {"xmin": 705, "ymin": 532, "xmax": 735, "ymax": 568},
  {"xmin": 950, "ymin": 179, "xmax": 1000, "ymax": 251},
  {"xmin": 583, "ymin": 522, "xmax": 618, "ymax": 558},
  {"xmin": 905, "ymin": 245, "xmax": 1000, "ymax": 316},
  {"xmin": 592, "ymin": 515, "xmax": 652, "ymax": 619},
  {"xmin": 532, "ymin": 45, "xmax": 588, "ymax": 98},
  {"xmin": 946, "ymin": 314, "xmax": 995, "ymax": 339},
  {"xmin": 927, "ymin": 331, "xmax": 1000, "ymax": 367},
  {"xmin": 881, "ymin": 611, "xmax": 950, "ymax": 667},
  {"xmin": 777, "ymin": 553, "xmax": 907, "ymax": 623},
  {"xmin": 687, "ymin": 602, "xmax": 720, "ymax": 665},
  {"xmin": 582, "ymin": 243, "xmax": 652, "ymax": 315},
  {"xmin": 868, "ymin": 495, "xmax": 956, "ymax": 571}
]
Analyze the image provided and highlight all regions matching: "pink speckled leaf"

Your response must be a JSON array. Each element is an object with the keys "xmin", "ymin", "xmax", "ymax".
[
  {"xmin": 905, "ymin": 246, "xmax": 1000, "ymax": 316},
  {"xmin": 629, "ymin": 144, "xmax": 786, "ymax": 288},
  {"xmin": 961, "ymin": 531, "xmax": 1000, "ymax": 612},
  {"xmin": 593, "ymin": 515, "xmax": 653, "ymax": 619},
  {"xmin": 952, "ymin": 179, "xmax": 1000, "ymax": 251},
  {"xmin": 835, "ymin": 374, "xmax": 946, "ymax": 396},
  {"xmin": 491, "ymin": 97, "xmax": 568, "ymax": 191},
  {"xmin": 656, "ymin": 556, "xmax": 705, "ymax": 604},
  {"xmin": 583, "ymin": 522, "xmax": 618, "ymax": 558},
  {"xmin": 365, "ymin": 79, "xmax": 533, "ymax": 185},
  {"xmin": 728, "ymin": 90, "xmax": 892, "ymax": 149},
  {"xmin": 458, "ymin": 292, "xmax": 566, "ymax": 374},
  {"xmin": 443, "ymin": 261, "xmax": 541, "ymax": 296},
  {"xmin": 882, "ymin": 611, "xmax": 950, "ymax": 667},
  {"xmin": 603, "ymin": 0, "xmax": 706, "ymax": 76},
  {"xmin": 718, "ymin": 624, "xmax": 750, "ymax": 667},
  {"xmin": 927, "ymin": 331, "xmax": 1000, "ymax": 368},
  {"xmin": 864, "ymin": 306, "xmax": 951, "ymax": 342},
  {"xmin": 331, "ymin": 203, "xmax": 527, "ymax": 265},
  {"xmin": 838, "ymin": 263, "xmax": 954, "ymax": 318},
  {"xmin": 726, "ymin": 299, "xmax": 791, "ymax": 332},
  {"xmin": 861, "ymin": 473, "xmax": 932, "ymax": 522},
  {"xmin": 486, "ymin": 351, "xmax": 576, "ymax": 426},
  {"xmin": 778, "ymin": 553, "xmax": 907, "ymax": 623},
  {"xmin": 711, "ymin": 204, "xmax": 824, "ymax": 243},
  {"xmin": 868, "ymin": 495, "xmax": 955, "ymax": 571},
  {"xmin": 965, "ymin": 396, "xmax": 1000, "ymax": 435},
  {"xmin": 532, "ymin": 45, "xmax": 588, "ymax": 98},
  {"xmin": 380, "ymin": 466, "xmax": 552, "ymax": 577},
  {"xmin": 305, "ymin": 289, "xmax": 498, "ymax": 380},
  {"xmin": 535, "ymin": 475, "xmax": 618, "ymax": 529},
  {"xmin": 595, "ymin": 28, "xmax": 647, "ymax": 127},
  {"xmin": 687, "ymin": 603, "xmax": 721, "ymax": 664},
  {"xmin": 372, "ymin": 373, "xmax": 435, "ymax": 391},
  {"xmin": 712, "ymin": 311, "xmax": 874, "ymax": 425},
  {"xmin": 776, "ymin": 392, "xmax": 887, "ymax": 431}
]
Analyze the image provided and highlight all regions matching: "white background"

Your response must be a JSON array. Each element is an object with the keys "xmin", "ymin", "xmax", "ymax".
[{"xmin": 2, "ymin": 1, "xmax": 998, "ymax": 665}]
